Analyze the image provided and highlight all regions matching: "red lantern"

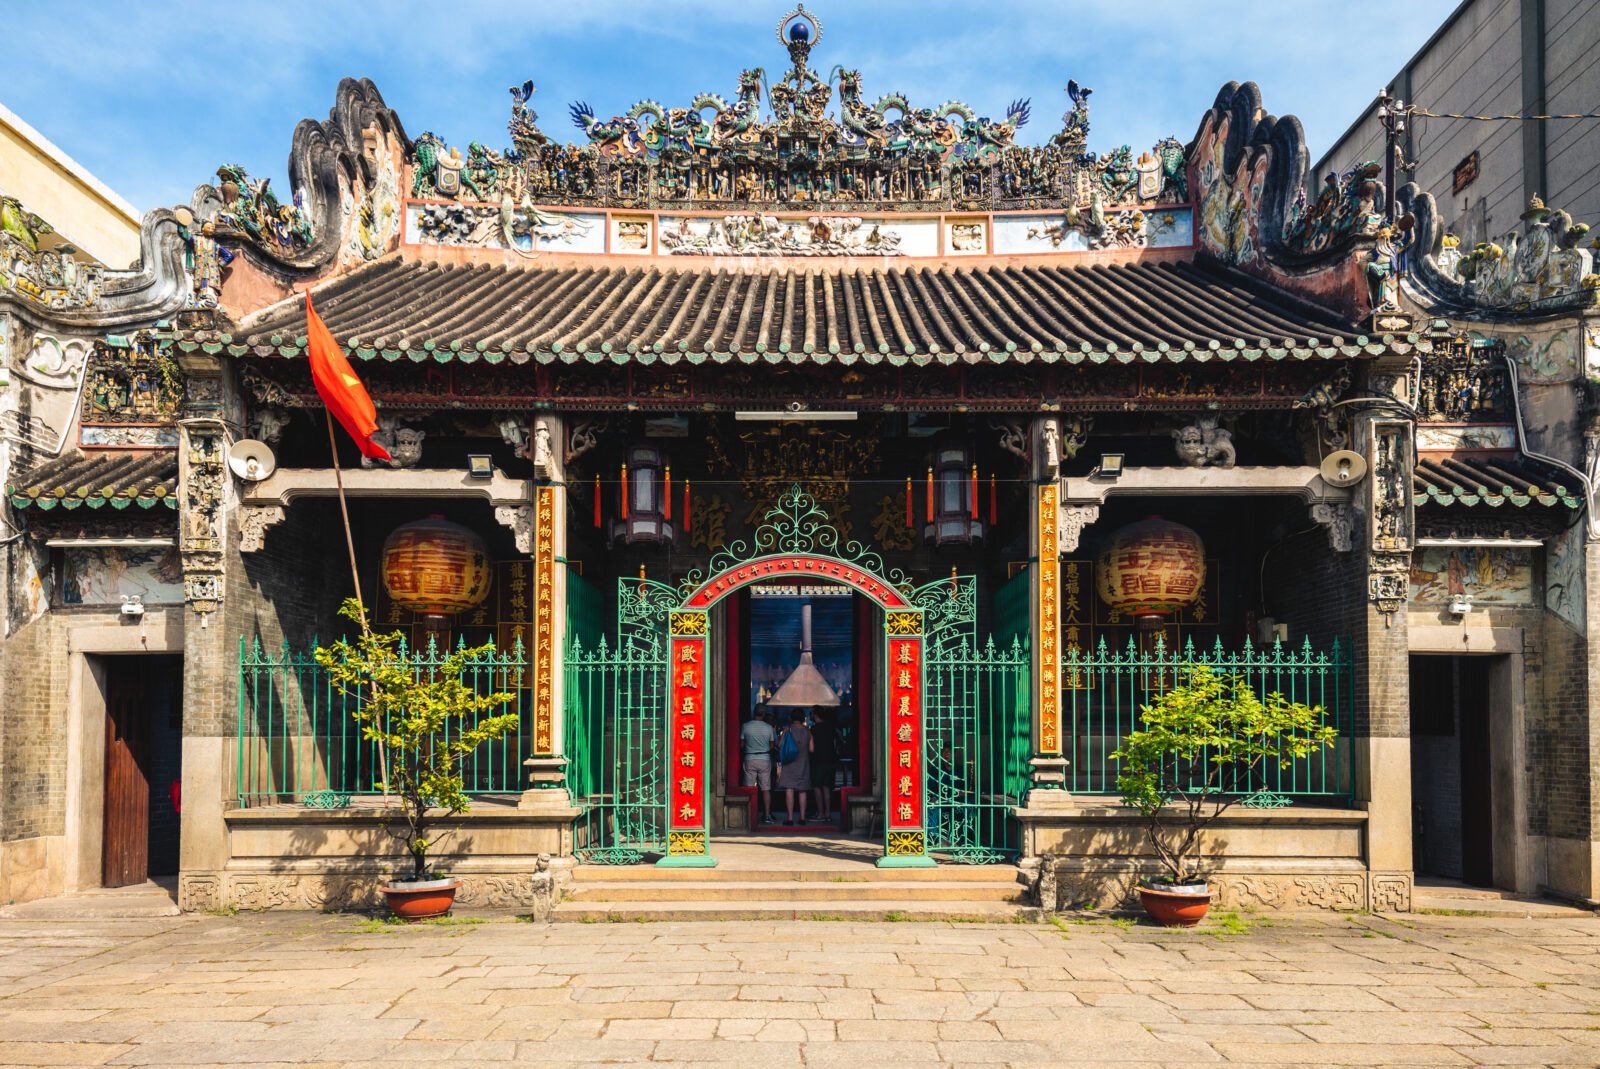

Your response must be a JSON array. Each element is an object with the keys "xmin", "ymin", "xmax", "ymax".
[
  {"xmin": 1095, "ymin": 517, "xmax": 1205, "ymax": 617},
  {"xmin": 382, "ymin": 517, "xmax": 492, "ymax": 615}
]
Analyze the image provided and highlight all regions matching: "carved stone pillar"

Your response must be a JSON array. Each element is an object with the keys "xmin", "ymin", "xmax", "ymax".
[
  {"xmin": 1351, "ymin": 395, "xmax": 1416, "ymax": 909},
  {"xmin": 1025, "ymin": 417, "xmax": 1068, "ymax": 793},
  {"xmin": 176, "ymin": 353, "xmax": 229, "ymax": 614},
  {"xmin": 518, "ymin": 415, "xmax": 570, "ymax": 800}
]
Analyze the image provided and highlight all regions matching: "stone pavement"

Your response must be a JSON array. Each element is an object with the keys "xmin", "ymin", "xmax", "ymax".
[{"xmin": 1, "ymin": 910, "xmax": 1599, "ymax": 1067}]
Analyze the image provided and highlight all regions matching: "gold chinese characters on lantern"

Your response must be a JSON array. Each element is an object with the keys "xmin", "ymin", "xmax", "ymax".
[
  {"xmin": 382, "ymin": 516, "xmax": 492, "ymax": 616},
  {"xmin": 1095, "ymin": 517, "xmax": 1205, "ymax": 618}
]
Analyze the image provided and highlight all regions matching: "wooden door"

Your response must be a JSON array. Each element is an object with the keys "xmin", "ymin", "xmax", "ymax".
[{"xmin": 102, "ymin": 660, "xmax": 152, "ymax": 888}]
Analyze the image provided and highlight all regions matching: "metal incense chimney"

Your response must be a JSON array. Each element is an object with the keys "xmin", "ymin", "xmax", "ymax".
[{"xmin": 768, "ymin": 602, "xmax": 840, "ymax": 707}]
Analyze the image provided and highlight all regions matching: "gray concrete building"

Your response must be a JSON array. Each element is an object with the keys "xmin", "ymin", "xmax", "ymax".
[{"xmin": 1313, "ymin": 0, "xmax": 1600, "ymax": 245}]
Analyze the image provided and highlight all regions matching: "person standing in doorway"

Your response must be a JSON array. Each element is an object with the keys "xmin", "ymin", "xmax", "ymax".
[
  {"xmin": 809, "ymin": 706, "xmax": 838, "ymax": 824},
  {"xmin": 740, "ymin": 708, "xmax": 777, "ymax": 825},
  {"xmin": 777, "ymin": 710, "xmax": 813, "ymax": 826}
]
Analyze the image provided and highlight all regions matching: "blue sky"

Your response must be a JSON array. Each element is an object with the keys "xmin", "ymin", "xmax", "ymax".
[{"xmin": 6, "ymin": 1, "xmax": 1457, "ymax": 215}]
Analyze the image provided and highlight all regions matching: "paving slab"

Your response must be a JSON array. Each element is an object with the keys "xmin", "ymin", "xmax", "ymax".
[{"xmin": 0, "ymin": 911, "xmax": 1595, "ymax": 1064}]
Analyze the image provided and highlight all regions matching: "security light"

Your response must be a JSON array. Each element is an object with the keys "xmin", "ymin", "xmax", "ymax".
[
  {"xmin": 1092, "ymin": 453, "xmax": 1125, "ymax": 479},
  {"xmin": 467, "ymin": 455, "xmax": 494, "ymax": 479}
]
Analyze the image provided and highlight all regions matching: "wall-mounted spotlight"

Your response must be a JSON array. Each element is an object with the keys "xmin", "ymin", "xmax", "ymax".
[
  {"xmin": 1090, "ymin": 453, "xmax": 1125, "ymax": 480},
  {"xmin": 467, "ymin": 455, "xmax": 494, "ymax": 479}
]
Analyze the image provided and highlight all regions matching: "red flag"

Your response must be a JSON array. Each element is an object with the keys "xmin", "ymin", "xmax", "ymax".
[{"xmin": 305, "ymin": 292, "xmax": 390, "ymax": 461}]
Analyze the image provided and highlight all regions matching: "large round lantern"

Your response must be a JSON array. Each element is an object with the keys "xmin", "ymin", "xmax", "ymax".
[
  {"xmin": 382, "ymin": 516, "xmax": 492, "ymax": 616},
  {"xmin": 1095, "ymin": 517, "xmax": 1205, "ymax": 619}
]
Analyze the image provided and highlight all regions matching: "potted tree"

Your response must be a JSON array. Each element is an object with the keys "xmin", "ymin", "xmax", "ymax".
[
  {"xmin": 1112, "ymin": 664, "xmax": 1336, "ymax": 927},
  {"xmin": 316, "ymin": 599, "xmax": 519, "ymax": 920}
]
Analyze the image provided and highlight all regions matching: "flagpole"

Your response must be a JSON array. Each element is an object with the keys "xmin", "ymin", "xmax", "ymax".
[{"xmin": 325, "ymin": 382, "xmax": 391, "ymax": 803}]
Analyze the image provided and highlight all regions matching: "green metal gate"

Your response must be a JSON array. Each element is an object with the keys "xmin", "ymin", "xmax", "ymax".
[
  {"xmin": 916, "ymin": 575, "xmax": 1031, "ymax": 863},
  {"xmin": 565, "ymin": 578, "xmax": 677, "ymax": 863}
]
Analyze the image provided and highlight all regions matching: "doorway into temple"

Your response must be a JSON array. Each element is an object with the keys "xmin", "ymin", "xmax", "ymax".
[
  {"xmin": 1409, "ymin": 654, "xmax": 1500, "ymax": 888},
  {"xmin": 98, "ymin": 654, "xmax": 184, "ymax": 888},
  {"xmin": 728, "ymin": 583, "xmax": 873, "ymax": 834}
]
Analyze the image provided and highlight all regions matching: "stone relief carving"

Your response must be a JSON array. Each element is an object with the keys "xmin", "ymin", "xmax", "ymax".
[
  {"xmin": 497, "ymin": 417, "xmax": 529, "ymax": 459},
  {"xmin": 1309, "ymin": 502, "xmax": 1357, "ymax": 554},
  {"xmin": 179, "ymin": 413, "xmax": 227, "ymax": 613},
  {"xmin": 532, "ymin": 419, "xmax": 555, "ymax": 480},
  {"xmin": 1057, "ymin": 505, "xmax": 1100, "ymax": 554},
  {"xmin": 496, "ymin": 504, "xmax": 535, "ymax": 554},
  {"xmin": 361, "ymin": 416, "xmax": 424, "ymax": 468},
  {"xmin": 1368, "ymin": 551, "xmax": 1410, "ymax": 626},
  {"xmin": 1369, "ymin": 873, "xmax": 1412, "ymax": 912},
  {"xmin": 239, "ymin": 506, "xmax": 287, "ymax": 553},
  {"xmin": 1173, "ymin": 415, "xmax": 1235, "ymax": 468},
  {"xmin": 250, "ymin": 407, "xmax": 291, "ymax": 445},
  {"xmin": 178, "ymin": 874, "xmax": 221, "ymax": 913},
  {"xmin": 1293, "ymin": 875, "xmax": 1365, "ymax": 912},
  {"xmin": 228, "ymin": 875, "xmax": 300, "ymax": 911}
]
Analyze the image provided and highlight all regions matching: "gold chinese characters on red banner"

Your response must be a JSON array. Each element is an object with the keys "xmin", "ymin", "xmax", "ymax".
[
  {"xmin": 532, "ymin": 486, "xmax": 557, "ymax": 752},
  {"xmin": 1037, "ymin": 483, "xmax": 1061, "ymax": 754}
]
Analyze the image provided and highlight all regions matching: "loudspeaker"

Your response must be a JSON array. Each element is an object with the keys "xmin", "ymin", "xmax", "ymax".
[
  {"xmin": 1319, "ymin": 449, "xmax": 1367, "ymax": 487},
  {"xmin": 227, "ymin": 439, "xmax": 277, "ymax": 481}
]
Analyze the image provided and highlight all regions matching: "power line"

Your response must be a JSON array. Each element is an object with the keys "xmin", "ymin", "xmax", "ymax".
[{"xmin": 1408, "ymin": 106, "xmax": 1600, "ymax": 121}]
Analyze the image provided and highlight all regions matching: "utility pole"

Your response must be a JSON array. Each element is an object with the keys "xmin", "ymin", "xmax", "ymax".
[{"xmin": 1376, "ymin": 88, "xmax": 1408, "ymax": 223}]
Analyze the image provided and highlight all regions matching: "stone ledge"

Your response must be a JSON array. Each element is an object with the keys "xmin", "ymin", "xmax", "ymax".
[
  {"xmin": 1037, "ymin": 856, "xmax": 1402, "ymax": 913},
  {"xmin": 1015, "ymin": 802, "xmax": 1368, "ymax": 826}
]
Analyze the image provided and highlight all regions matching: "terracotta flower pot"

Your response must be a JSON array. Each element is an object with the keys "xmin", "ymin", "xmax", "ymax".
[
  {"xmin": 1137, "ymin": 881, "xmax": 1212, "ymax": 927},
  {"xmin": 381, "ymin": 877, "xmax": 460, "ymax": 920}
]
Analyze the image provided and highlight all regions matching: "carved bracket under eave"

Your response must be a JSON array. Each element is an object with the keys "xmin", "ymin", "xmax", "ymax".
[
  {"xmin": 239, "ymin": 506, "xmax": 287, "ymax": 553},
  {"xmin": 1308, "ymin": 501, "xmax": 1358, "ymax": 553}
]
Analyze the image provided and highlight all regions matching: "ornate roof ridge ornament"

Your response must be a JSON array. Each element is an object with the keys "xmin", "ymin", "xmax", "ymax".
[{"xmin": 403, "ymin": 9, "xmax": 1187, "ymax": 215}]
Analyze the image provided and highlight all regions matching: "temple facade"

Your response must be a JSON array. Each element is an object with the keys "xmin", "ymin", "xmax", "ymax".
[{"xmin": 3, "ymin": 9, "xmax": 1597, "ymax": 914}]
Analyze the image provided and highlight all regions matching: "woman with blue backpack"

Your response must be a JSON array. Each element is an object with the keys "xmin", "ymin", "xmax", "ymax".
[{"xmin": 776, "ymin": 709, "xmax": 813, "ymax": 826}]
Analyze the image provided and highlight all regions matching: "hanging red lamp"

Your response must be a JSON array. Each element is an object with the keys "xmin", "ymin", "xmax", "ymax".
[
  {"xmin": 989, "ymin": 473, "xmax": 998, "ymax": 526},
  {"xmin": 593, "ymin": 474, "xmax": 602, "ymax": 529},
  {"xmin": 664, "ymin": 465, "xmax": 672, "ymax": 522},
  {"xmin": 683, "ymin": 478, "xmax": 692, "ymax": 533},
  {"xmin": 925, "ymin": 466, "xmax": 934, "ymax": 524},
  {"xmin": 904, "ymin": 476, "xmax": 913, "ymax": 529},
  {"xmin": 619, "ymin": 462, "xmax": 629, "ymax": 520},
  {"xmin": 969, "ymin": 464, "xmax": 979, "ymax": 521}
]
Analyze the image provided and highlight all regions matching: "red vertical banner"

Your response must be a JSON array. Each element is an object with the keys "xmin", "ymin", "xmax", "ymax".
[
  {"xmin": 1038, "ymin": 483, "xmax": 1062, "ymax": 755},
  {"xmin": 531, "ymin": 486, "xmax": 557, "ymax": 753},
  {"xmin": 880, "ymin": 610, "xmax": 932, "ymax": 867},
  {"xmin": 661, "ymin": 609, "xmax": 715, "ymax": 867}
]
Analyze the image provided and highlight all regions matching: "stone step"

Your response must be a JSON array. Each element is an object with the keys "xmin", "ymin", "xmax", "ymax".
[
  {"xmin": 1410, "ymin": 892, "xmax": 1594, "ymax": 919},
  {"xmin": 566, "ymin": 879, "xmax": 1027, "ymax": 903},
  {"xmin": 572, "ymin": 864, "xmax": 1024, "ymax": 884},
  {"xmin": 552, "ymin": 898, "xmax": 1042, "ymax": 923}
]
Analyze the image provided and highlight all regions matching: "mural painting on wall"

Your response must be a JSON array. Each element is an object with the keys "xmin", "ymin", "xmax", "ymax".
[
  {"xmin": 62, "ymin": 547, "xmax": 185, "ymax": 607},
  {"xmin": 403, "ymin": 11, "xmax": 1187, "ymax": 216},
  {"xmin": 1545, "ymin": 524, "xmax": 1586, "ymax": 635},
  {"xmin": 1408, "ymin": 547, "xmax": 1533, "ymax": 607},
  {"xmin": 79, "ymin": 341, "xmax": 182, "ymax": 448},
  {"xmin": 659, "ymin": 214, "xmax": 923, "ymax": 257}
]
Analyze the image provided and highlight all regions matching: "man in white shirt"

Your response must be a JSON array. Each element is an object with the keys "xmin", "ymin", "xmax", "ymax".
[{"xmin": 740, "ymin": 709, "xmax": 777, "ymax": 825}]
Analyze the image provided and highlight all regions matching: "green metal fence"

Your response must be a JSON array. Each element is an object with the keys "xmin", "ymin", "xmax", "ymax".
[
  {"xmin": 564, "ymin": 634, "xmax": 669, "ymax": 863},
  {"xmin": 235, "ymin": 636, "xmax": 531, "ymax": 807},
  {"xmin": 924, "ymin": 635, "xmax": 1032, "ymax": 863},
  {"xmin": 1061, "ymin": 636, "xmax": 1354, "ymax": 801}
]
